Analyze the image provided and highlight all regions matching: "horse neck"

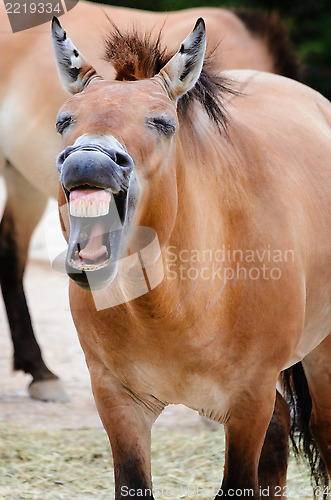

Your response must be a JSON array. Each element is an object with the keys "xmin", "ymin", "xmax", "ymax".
[
  {"xmin": 170, "ymin": 121, "xmax": 246, "ymax": 256},
  {"xmin": 126, "ymin": 119, "xmax": 250, "ymax": 320}
]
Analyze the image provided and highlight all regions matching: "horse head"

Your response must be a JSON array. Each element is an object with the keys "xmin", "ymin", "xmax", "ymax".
[{"xmin": 52, "ymin": 17, "xmax": 206, "ymax": 291}]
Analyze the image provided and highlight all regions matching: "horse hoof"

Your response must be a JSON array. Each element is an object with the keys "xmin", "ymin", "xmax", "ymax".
[{"xmin": 29, "ymin": 378, "xmax": 70, "ymax": 402}]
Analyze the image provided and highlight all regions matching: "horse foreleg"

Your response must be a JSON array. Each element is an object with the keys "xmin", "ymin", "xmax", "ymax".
[
  {"xmin": 0, "ymin": 162, "xmax": 68, "ymax": 401},
  {"xmin": 88, "ymin": 362, "xmax": 162, "ymax": 499},
  {"xmin": 217, "ymin": 388, "xmax": 276, "ymax": 500},
  {"xmin": 258, "ymin": 390, "xmax": 290, "ymax": 499}
]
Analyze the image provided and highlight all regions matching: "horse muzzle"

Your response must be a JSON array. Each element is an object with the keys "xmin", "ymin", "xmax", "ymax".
[{"xmin": 56, "ymin": 137, "xmax": 135, "ymax": 291}]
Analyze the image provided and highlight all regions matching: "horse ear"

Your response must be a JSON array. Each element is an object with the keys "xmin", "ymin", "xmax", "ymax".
[
  {"xmin": 158, "ymin": 18, "xmax": 206, "ymax": 103},
  {"xmin": 51, "ymin": 17, "xmax": 103, "ymax": 95}
]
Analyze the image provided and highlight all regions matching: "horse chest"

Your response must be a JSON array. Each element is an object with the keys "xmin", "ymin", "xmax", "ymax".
[
  {"xmin": 82, "ymin": 314, "xmax": 239, "ymax": 419},
  {"xmin": 104, "ymin": 349, "xmax": 231, "ymax": 422}
]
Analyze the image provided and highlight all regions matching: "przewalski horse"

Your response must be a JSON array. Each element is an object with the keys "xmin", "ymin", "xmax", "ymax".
[
  {"xmin": 52, "ymin": 14, "xmax": 330, "ymax": 500},
  {"xmin": 0, "ymin": 5, "xmax": 300, "ymax": 395}
]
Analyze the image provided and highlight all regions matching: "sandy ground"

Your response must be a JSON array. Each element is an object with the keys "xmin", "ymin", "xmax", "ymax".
[{"xmin": 0, "ymin": 179, "xmax": 214, "ymax": 433}]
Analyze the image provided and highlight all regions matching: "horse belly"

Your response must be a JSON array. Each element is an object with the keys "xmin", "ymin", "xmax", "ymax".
[
  {"xmin": 282, "ymin": 253, "xmax": 331, "ymax": 368},
  {"xmin": 284, "ymin": 304, "xmax": 331, "ymax": 369}
]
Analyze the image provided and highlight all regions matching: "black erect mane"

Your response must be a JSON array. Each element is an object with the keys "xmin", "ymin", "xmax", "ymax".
[{"xmin": 104, "ymin": 22, "xmax": 237, "ymax": 133}]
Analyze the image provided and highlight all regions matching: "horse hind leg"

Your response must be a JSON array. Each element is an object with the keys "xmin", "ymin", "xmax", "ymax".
[
  {"xmin": 258, "ymin": 390, "xmax": 291, "ymax": 499},
  {"xmin": 302, "ymin": 334, "xmax": 331, "ymax": 480},
  {"xmin": 0, "ymin": 161, "xmax": 68, "ymax": 402}
]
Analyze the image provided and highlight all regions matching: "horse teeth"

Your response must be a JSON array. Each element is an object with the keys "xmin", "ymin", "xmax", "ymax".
[
  {"xmin": 87, "ymin": 199, "xmax": 98, "ymax": 217},
  {"xmin": 77, "ymin": 199, "xmax": 86, "ymax": 217},
  {"xmin": 69, "ymin": 191, "xmax": 111, "ymax": 217},
  {"xmin": 70, "ymin": 201, "xmax": 77, "ymax": 217},
  {"xmin": 98, "ymin": 200, "xmax": 109, "ymax": 216},
  {"xmin": 70, "ymin": 258, "xmax": 109, "ymax": 271}
]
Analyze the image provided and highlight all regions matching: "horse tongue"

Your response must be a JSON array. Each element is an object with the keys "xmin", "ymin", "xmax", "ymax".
[{"xmin": 79, "ymin": 221, "xmax": 107, "ymax": 261}]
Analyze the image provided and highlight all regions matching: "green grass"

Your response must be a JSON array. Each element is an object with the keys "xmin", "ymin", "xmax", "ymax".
[{"xmin": 0, "ymin": 425, "xmax": 323, "ymax": 499}]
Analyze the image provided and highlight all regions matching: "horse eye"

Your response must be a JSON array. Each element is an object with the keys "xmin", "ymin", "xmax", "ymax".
[
  {"xmin": 56, "ymin": 115, "xmax": 74, "ymax": 135},
  {"xmin": 146, "ymin": 117, "xmax": 176, "ymax": 137}
]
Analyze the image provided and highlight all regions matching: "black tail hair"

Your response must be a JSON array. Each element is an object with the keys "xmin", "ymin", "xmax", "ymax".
[{"xmin": 281, "ymin": 363, "xmax": 329, "ymax": 498}]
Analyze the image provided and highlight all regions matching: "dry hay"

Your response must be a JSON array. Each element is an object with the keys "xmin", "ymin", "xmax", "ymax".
[{"xmin": 0, "ymin": 424, "xmax": 318, "ymax": 499}]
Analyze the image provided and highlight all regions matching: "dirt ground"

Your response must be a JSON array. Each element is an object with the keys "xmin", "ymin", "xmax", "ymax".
[{"xmin": 0, "ymin": 180, "xmax": 213, "ymax": 433}]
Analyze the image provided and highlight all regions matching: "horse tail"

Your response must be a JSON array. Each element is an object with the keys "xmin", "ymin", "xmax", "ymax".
[
  {"xmin": 232, "ymin": 9, "xmax": 302, "ymax": 81},
  {"xmin": 281, "ymin": 363, "xmax": 329, "ymax": 496}
]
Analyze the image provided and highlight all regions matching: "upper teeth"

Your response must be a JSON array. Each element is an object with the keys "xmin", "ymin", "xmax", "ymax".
[
  {"xmin": 69, "ymin": 191, "xmax": 111, "ymax": 217},
  {"xmin": 98, "ymin": 200, "xmax": 109, "ymax": 216},
  {"xmin": 87, "ymin": 199, "xmax": 97, "ymax": 217}
]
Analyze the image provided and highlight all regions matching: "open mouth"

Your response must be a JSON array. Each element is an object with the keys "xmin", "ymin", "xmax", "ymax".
[
  {"xmin": 69, "ymin": 188, "xmax": 111, "ymax": 271},
  {"xmin": 64, "ymin": 186, "xmax": 126, "ymax": 290},
  {"xmin": 57, "ymin": 137, "xmax": 135, "ymax": 291}
]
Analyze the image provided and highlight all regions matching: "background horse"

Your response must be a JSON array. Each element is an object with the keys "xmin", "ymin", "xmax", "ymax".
[
  {"xmin": 0, "ymin": 1, "xmax": 300, "ymax": 401},
  {"xmin": 52, "ymin": 14, "xmax": 330, "ymax": 500}
]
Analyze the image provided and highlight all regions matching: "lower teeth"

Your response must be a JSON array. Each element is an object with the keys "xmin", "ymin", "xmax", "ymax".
[{"xmin": 70, "ymin": 258, "xmax": 109, "ymax": 271}]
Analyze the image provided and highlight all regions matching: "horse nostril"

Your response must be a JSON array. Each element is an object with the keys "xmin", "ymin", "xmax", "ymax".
[
  {"xmin": 56, "ymin": 150, "xmax": 66, "ymax": 172},
  {"xmin": 56, "ymin": 141, "xmax": 134, "ymax": 190},
  {"xmin": 56, "ymin": 146, "xmax": 76, "ymax": 172},
  {"xmin": 114, "ymin": 152, "xmax": 134, "ymax": 171}
]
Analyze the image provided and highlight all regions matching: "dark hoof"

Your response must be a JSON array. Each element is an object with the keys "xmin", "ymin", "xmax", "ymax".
[{"xmin": 29, "ymin": 378, "xmax": 70, "ymax": 402}]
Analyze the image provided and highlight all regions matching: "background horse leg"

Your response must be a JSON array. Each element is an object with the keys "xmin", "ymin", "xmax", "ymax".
[
  {"xmin": 0, "ymin": 161, "xmax": 68, "ymax": 401},
  {"xmin": 217, "ymin": 386, "xmax": 277, "ymax": 499},
  {"xmin": 302, "ymin": 334, "xmax": 331, "ymax": 478},
  {"xmin": 88, "ymin": 363, "xmax": 162, "ymax": 499},
  {"xmin": 258, "ymin": 390, "xmax": 291, "ymax": 499}
]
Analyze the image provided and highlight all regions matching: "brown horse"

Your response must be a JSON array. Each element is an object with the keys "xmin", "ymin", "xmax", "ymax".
[
  {"xmin": 0, "ymin": 1, "xmax": 300, "ymax": 401},
  {"xmin": 52, "ymin": 15, "xmax": 330, "ymax": 500}
]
